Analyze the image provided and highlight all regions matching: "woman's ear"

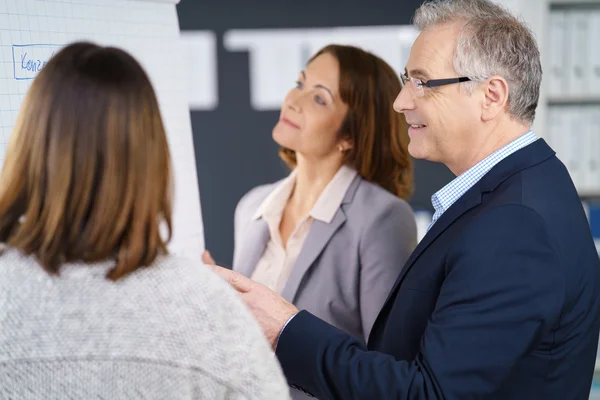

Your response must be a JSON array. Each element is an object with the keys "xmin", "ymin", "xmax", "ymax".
[{"xmin": 338, "ymin": 137, "xmax": 353, "ymax": 152}]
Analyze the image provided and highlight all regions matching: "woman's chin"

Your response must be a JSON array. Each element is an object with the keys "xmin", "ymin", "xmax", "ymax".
[{"xmin": 272, "ymin": 130, "xmax": 298, "ymax": 150}]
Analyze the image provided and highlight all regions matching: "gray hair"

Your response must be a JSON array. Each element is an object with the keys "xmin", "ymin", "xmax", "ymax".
[{"xmin": 413, "ymin": 0, "xmax": 542, "ymax": 125}]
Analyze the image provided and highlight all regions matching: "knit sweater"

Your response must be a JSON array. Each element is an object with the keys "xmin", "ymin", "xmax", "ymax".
[{"xmin": 0, "ymin": 248, "xmax": 291, "ymax": 399}]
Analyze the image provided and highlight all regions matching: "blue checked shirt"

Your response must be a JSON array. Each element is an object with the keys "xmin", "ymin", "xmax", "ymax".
[{"xmin": 427, "ymin": 131, "xmax": 538, "ymax": 232}]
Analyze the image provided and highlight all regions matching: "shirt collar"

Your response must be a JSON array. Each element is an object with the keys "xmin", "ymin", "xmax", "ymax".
[
  {"xmin": 252, "ymin": 170, "xmax": 297, "ymax": 221},
  {"xmin": 431, "ymin": 130, "xmax": 538, "ymax": 218},
  {"xmin": 309, "ymin": 165, "xmax": 357, "ymax": 223},
  {"xmin": 252, "ymin": 165, "xmax": 358, "ymax": 224}
]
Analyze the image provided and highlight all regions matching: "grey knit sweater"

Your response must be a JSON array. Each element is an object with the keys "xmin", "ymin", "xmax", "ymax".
[{"xmin": 0, "ymin": 248, "xmax": 291, "ymax": 399}]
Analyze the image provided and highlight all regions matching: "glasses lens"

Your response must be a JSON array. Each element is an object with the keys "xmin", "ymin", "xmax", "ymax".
[{"xmin": 401, "ymin": 74, "xmax": 410, "ymax": 90}]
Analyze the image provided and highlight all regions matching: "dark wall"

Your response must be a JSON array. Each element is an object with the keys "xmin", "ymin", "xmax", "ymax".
[{"xmin": 176, "ymin": 0, "xmax": 454, "ymax": 266}]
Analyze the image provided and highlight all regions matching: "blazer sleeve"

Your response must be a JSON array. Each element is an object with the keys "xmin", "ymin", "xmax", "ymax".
[
  {"xmin": 358, "ymin": 200, "xmax": 417, "ymax": 341},
  {"xmin": 232, "ymin": 192, "xmax": 247, "ymax": 265},
  {"xmin": 232, "ymin": 186, "xmax": 265, "ymax": 269},
  {"xmin": 276, "ymin": 204, "xmax": 565, "ymax": 400},
  {"xmin": 231, "ymin": 192, "xmax": 247, "ymax": 269}
]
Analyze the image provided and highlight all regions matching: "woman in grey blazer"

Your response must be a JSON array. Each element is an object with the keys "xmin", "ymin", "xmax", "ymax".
[
  {"xmin": 229, "ymin": 42, "xmax": 416, "ymax": 346},
  {"xmin": 207, "ymin": 45, "xmax": 417, "ymax": 398}
]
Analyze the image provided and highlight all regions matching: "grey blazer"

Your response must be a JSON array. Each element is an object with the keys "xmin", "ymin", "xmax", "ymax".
[{"xmin": 232, "ymin": 174, "xmax": 417, "ymax": 344}]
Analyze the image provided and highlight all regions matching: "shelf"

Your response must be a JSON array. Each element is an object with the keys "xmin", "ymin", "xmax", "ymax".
[
  {"xmin": 579, "ymin": 194, "xmax": 600, "ymax": 203},
  {"xmin": 579, "ymin": 192, "xmax": 600, "ymax": 199},
  {"xmin": 547, "ymin": 97, "xmax": 600, "ymax": 106},
  {"xmin": 550, "ymin": 0, "xmax": 600, "ymax": 8}
]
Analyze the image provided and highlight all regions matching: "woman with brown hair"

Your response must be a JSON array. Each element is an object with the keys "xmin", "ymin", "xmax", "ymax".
[
  {"xmin": 206, "ymin": 44, "xmax": 417, "ymax": 398},
  {"xmin": 0, "ymin": 42, "xmax": 289, "ymax": 400}
]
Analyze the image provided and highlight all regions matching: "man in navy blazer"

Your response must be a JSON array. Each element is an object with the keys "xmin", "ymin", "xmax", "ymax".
[{"xmin": 210, "ymin": 0, "xmax": 600, "ymax": 398}]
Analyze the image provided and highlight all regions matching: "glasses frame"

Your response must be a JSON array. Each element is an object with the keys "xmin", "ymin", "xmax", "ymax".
[{"xmin": 400, "ymin": 73, "xmax": 473, "ymax": 97}]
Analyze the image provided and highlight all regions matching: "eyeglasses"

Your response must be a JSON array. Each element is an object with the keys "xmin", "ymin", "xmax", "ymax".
[{"xmin": 400, "ymin": 73, "xmax": 473, "ymax": 97}]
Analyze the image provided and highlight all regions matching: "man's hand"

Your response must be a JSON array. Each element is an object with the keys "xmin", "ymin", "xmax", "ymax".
[{"xmin": 208, "ymin": 264, "xmax": 299, "ymax": 349}]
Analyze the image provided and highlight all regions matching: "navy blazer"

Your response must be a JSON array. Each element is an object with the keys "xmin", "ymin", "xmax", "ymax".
[{"xmin": 276, "ymin": 139, "xmax": 600, "ymax": 399}]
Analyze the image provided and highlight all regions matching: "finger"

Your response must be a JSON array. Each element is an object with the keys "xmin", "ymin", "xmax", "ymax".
[
  {"xmin": 208, "ymin": 264, "xmax": 252, "ymax": 293},
  {"xmin": 202, "ymin": 250, "xmax": 216, "ymax": 265}
]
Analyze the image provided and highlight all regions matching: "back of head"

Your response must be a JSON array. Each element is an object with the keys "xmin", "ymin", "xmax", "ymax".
[
  {"xmin": 414, "ymin": 0, "xmax": 542, "ymax": 125},
  {"xmin": 0, "ymin": 42, "xmax": 172, "ymax": 280},
  {"xmin": 280, "ymin": 44, "xmax": 413, "ymax": 199}
]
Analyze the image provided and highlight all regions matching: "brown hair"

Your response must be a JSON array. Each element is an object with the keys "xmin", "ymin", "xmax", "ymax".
[
  {"xmin": 0, "ymin": 42, "xmax": 172, "ymax": 280},
  {"xmin": 279, "ymin": 44, "xmax": 413, "ymax": 199}
]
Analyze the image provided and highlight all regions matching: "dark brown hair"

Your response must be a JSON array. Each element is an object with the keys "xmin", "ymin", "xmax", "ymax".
[
  {"xmin": 279, "ymin": 44, "xmax": 413, "ymax": 199},
  {"xmin": 0, "ymin": 42, "xmax": 172, "ymax": 280}
]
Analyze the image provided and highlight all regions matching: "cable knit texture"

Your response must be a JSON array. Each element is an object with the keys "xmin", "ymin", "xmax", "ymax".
[{"xmin": 0, "ymin": 248, "xmax": 290, "ymax": 399}]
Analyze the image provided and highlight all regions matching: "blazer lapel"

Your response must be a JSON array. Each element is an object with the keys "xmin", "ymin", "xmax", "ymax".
[
  {"xmin": 369, "ymin": 138, "xmax": 557, "ymax": 343},
  {"xmin": 280, "ymin": 209, "xmax": 347, "ymax": 302},
  {"xmin": 367, "ymin": 186, "xmax": 483, "ymax": 346},
  {"xmin": 279, "ymin": 176, "xmax": 362, "ymax": 302},
  {"xmin": 392, "ymin": 188, "xmax": 483, "ymax": 293},
  {"xmin": 233, "ymin": 218, "xmax": 270, "ymax": 278}
]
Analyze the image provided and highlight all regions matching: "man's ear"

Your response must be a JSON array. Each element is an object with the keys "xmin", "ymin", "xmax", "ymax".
[{"xmin": 481, "ymin": 76, "xmax": 509, "ymax": 122}]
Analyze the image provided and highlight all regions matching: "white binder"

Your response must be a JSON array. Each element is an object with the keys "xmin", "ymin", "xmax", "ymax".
[
  {"xmin": 589, "ymin": 11, "xmax": 600, "ymax": 95},
  {"xmin": 588, "ymin": 107, "xmax": 600, "ymax": 194},
  {"xmin": 548, "ymin": 10, "xmax": 567, "ymax": 97},
  {"xmin": 566, "ymin": 11, "xmax": 589, "ymax": 97}
]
